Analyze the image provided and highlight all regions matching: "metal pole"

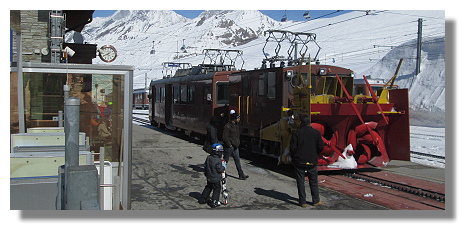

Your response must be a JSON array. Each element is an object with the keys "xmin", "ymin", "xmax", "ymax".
[
  {"xmin": 60, "ymin": 85, "xmax": 70, "ymax": 128},
  {"xmin": 416, "ymin": 18, "xmax": 423, "ymax": 75},
  {"xmin": 99, "ymin": 147, "xmax": 105, "ymax": 209},
  {"xmin": 58, "ymin": 110, "xmax": 63, "ymax": 127},
  {"xmin": 16, "ymin": 31, "xmax": 25, "ymax": 133},
  {"xmin": 65, "ymin": 97, "xmax": 80, "ymax": 168},
  {"xmin": 86, "ymin": 152, "xmax": 93, "ymax": 165}
]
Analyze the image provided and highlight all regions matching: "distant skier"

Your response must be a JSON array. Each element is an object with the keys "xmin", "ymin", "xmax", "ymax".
[{"xmin": 198, "ymin": 143, "xmax": 227, "ymax": 208}]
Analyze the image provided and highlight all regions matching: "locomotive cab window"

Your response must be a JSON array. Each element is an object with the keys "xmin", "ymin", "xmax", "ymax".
[
  {"xmin": 289, "ymin": 73, "xmax": 317, "ymax": 95},
  {"xmin": 290, "ymin": 73, "xmax": 314, "ymax": 88},
  {"xmin": 216, "ymin": 82, "xmax": 229, "ymax": 106},
  {"xmin": 258, "ymin": 76, "xmax": 265, "ymax": 96},
  {"xmin": 267, "ymin": 72, "xmax": 276, "ymax": 99},
  {"xmin": 258, "ymin": 72, "xmax": 276, "ymax": 99}
]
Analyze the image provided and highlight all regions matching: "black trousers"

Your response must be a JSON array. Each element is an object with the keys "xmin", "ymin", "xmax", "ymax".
[
  {"xmin": 201, "ymin": 180, "xmax": 222, "ymax": 201},
  {"xmin": 294, "ymin": 165, "xmax": 320, "ymax": 204},
  {"xmin": 223, "ymin": 147, "xmax": 245, "ymax": 177}
]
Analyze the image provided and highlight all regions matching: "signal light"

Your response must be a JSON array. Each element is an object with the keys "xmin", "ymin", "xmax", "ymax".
[{"xmin": 286, "ymin": 70, "xmax": 294, "ymax": 78}]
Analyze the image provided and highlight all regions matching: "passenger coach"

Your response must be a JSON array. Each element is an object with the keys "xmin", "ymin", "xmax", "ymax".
[{"xmin": 148, "ymin": 63, "xmax": 239, "ymax": 135}]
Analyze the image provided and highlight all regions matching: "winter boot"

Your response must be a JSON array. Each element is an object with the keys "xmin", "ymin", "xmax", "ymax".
[{"xmin": 208, "ymin": 199, "xmax": 221, "ymax": 208}]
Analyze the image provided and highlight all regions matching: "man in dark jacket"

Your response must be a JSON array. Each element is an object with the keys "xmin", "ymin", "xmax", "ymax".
[
  {"xmin": 290, "ymin": 115, "xmax": 324, "ymax": 207},
  {"xmin": 199, "ymin": 143, "xmax": 226, "ymax": 208},
  {"xmin": 203, "ymin": 117, "xmax": 219, "ymax": 153},
  {"xmin": 222, "ymin": 112, "xmax": 249, "ymax": 180}
]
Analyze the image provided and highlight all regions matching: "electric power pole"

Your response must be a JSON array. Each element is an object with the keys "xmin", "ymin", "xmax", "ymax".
[{"xmin": 416, "ymin": 18, "xmax": 423, "ymax": 75}]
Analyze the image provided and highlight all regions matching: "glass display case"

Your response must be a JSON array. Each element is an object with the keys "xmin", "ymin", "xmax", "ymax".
[{"xmin": 10, "ymin": 62, "xmax": 134, "ymax": 209}]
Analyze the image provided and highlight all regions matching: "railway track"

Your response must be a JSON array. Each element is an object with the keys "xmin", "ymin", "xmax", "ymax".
[
  {"xmin": 410, "ymin": 151, "xmax": 445, "ymax": 168},
  {"xmin": 411, "ymin": 151, "xmax": 445, "ymax": 160},
  {"xmin": 320, "ymin": 171, "xmax": 445, "ymax": 210},
  {"xmin": 347, "ymin": 172, "xmax": 445, "ymax": 201},
  {"xmin": 133, "ymin": 114, "xmax": 151, "ymax": 126}
]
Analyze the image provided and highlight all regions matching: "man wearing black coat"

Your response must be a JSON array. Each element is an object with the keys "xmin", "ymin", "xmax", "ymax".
[
  {"xmin": 290, "ymin": 115, "xmax": 324, "ymax": 207},
  {"xmin": 222, "ymin": 112, "xmax": 249, "ymax": 180},
  {"xmin": 203, "ymin": 117, "xmax": 219, "ymax": 153}
]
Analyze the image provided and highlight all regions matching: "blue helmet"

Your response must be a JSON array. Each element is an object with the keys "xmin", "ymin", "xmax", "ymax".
[{"xmin": 211, "ymin": 143, "xmax": 224, "ymax": 153}]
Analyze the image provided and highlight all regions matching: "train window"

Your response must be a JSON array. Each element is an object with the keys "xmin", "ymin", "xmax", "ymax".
[
  {"xmin": 242, "ymin": 76, "xmax": 249, "ymax": 97},
  {"xmin": 160, "ymin": 87, "xmax": 165, "ymax": 103},
  {"xmin": 290, "ymin": 73, "xmax": 316, "ymax": 88},
  {"xmin": 203, "ymin": 85, "xmax": 212, "ymax": 105},
  {"xmin": 258, "ymin": 79, "xmax": 265, "ymax": 96},
  {"xmin": 216, "ymin": 82, "xmax": 229, "ymax": 106},
  {"xmin": 153, "ymin": 87, "xmax": 159, "ymax": 103},
  {"xmin": 173, "ymin": 85, "xmax": 180, "ymax": 104},
  {"xmin": 267, "ymin": 72, "xmax": 276, "ymax": 99},
  {"xmin": 188, "ymin": 85, "xmax": 195, "ymax": 104},
  {"xmin": 356, "ymin": 87, "xmax": 364, "ymax": 95},
  {"xmin": 180, "ymin": 85, "xmax": 187, "ymax": 104}
]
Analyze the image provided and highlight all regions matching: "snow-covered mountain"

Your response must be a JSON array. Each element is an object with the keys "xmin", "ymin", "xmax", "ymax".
[
  {"xmin": 83, "ymin": 10, "xmax": 189, "ymax": 41},
  {"xmin": 69, "ymin": 10, "xmax": 445, "ymax": 126},
  {"xmin": 73, "ymin": 10, "xmax": 280, "ymax": 71},
  {"xmin": 363, "ymin": 36, "xmax": 445, "ymax": 127}
]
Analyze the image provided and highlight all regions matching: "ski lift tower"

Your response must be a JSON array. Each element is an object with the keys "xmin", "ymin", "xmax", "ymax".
[
  {"xmin": 303, "ymin": 11, "xmax": 311, "ymax": 19},
  {"xmin": 180, "ymin": 39, "xmax": 187, "ymax": 53},
  {"xmin": 281, "ymin": 10, "xmax": 288, "ymax": 22},
  {"xmin": 150, "ymin": 41, "xmax": 155, "ymax": 54}
]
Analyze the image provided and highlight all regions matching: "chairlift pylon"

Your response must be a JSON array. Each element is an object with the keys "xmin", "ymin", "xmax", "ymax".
[
  {"xmin": 303, "ymin": 11, "xmax": 310, "ymax": 19},
  {"xmin": 180, "ymin": 39, "xmax": 187, "ymax": 53},
  {"xmin": 150, "ymin": 41, "xmax": 155, "ymax": 54},
  {"xmin": 281, "ymin": 10, "xmax": 288, "ymax": 22}
]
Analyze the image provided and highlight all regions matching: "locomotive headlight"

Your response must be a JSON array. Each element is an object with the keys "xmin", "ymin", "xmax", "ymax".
[
  {"xmin": 286, "ymin": 70, "xmax": 294, "ymax": 78},
  {"xmin": 350, "ymin": 73, "xmax": 355, "ymax": 78},
  {"xmin": 319, "ymin": 68, "xmax": 327, "ymax": 75}
]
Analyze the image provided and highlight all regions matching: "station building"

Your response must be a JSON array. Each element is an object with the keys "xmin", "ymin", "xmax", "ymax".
[{"xmin": 10, "ymin": 10, "xmax": 133, "ymax": 210}]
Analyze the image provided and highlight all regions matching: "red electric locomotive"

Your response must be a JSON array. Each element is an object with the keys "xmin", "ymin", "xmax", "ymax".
[{"xmin": 228, "ymin": 57, "xmax": 410, "ymax": 170}]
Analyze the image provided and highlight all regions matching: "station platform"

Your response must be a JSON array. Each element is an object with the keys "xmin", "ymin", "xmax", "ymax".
[{"xmin": 131, "ymin": 124, "xmax": 388, "ymax": 211}]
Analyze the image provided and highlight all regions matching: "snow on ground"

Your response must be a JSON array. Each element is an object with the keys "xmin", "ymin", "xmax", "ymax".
[
  {"xmin": 409, "ymin": 125, "xmax": 445, "ymax": 168},
  {"xmin": 410, "ymin": 126, "xmax": 445, "ymax": 156}
]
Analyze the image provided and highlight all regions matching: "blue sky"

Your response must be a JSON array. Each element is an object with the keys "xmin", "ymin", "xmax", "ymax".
[{"xmin": 93, "ymin": 10, "xmax": 351, "ymax": 22}]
